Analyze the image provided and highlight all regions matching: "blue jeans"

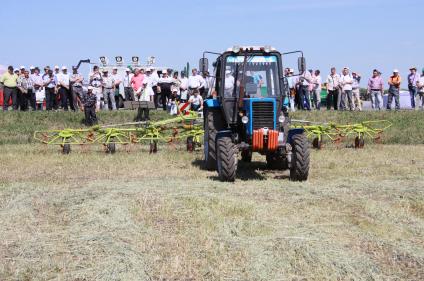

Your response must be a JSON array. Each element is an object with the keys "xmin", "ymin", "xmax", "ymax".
[
  {"xmin": 299, "ymin": 85, "xmax": 311, "ymax": 110},
  {"xmin": 409, "ymin": 86, "xmax": 417, "ymax": 108}
]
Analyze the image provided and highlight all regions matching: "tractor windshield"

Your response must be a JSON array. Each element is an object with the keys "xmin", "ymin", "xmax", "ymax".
[{"xmin": 223, "ymin": 55, "xmax": 280, "ymax": 98}]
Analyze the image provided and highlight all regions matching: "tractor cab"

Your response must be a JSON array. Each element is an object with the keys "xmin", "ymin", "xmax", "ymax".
[{"xmin": 202, "ymin": 46, "xmax": 310, "ymax": 182}]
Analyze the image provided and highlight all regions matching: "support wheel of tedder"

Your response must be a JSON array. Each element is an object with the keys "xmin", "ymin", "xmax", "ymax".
[
  {"xmin": 62, "ymin": 144, "xmax": 71, "ymax": 154},
  {"xmin": 266, "ymin": 152, "xmax": 287, "ymax": 170},
  {"xmin": 149, "ymin": 141, "xmax": 158, "ymax": 154},
  {"xmin": 106, "ymin": 143, "xmax": 116, "ymax": 154},
  {"xmin": 354, "ymin": 136, "xmax": 365, "ymax": 149},
  {"xmin": 187, "ymin": 136, "xmax": 195, "ymax": 152},
  {"xmin": 204, "ymin": 109, "xmax": 225, "ymax": 170},
  {"xmin": 241, "ymin": 149, "xmax": 252, "ymax": 163},
  {"xmin": 312, "ymin": 137, "xmax": 323, "ymax": 149},
  {"xmin": 217, "ymin": 137, "xmax": 238, "ymax": 182},
  {"xmin": 290, "ymin": 134, "xmax": 310, "ymax": 181}
]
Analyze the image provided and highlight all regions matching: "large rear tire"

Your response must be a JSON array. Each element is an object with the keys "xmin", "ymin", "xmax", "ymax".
[
  {"xmin": 217, "ymin": 137, "xmax": 238, "ymax": 182},
  {"xmin": 204, "ymin": 108, "xmax": 225, "ymax": 170},
  {"xmin": 290, "ymin": 134, "xmax": 310, "ymax": 181}
]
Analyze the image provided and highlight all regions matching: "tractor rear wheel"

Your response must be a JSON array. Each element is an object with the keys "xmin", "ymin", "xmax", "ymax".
[
  {"xmin": 266, "ymin": 152, "xmax": 287, "ymax": 170},
  {"xmin": 217, "ymin": 136, "xmax": 238, "ymax": 182},
  {"xmin": 241, "ymin": 149, "xmax": 252, "ymax": 162},
  {"xmin": 204, "ymin": 109, "xmax": 225, "ymax": 170},
  {"xmin": 290, "ymin": 134, "xmax": 310, "ymax": 181}
]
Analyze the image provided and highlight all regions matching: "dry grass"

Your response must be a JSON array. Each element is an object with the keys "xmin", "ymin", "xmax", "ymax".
[{"xmin": 1, "ymin": 144, "xmax": 424, "ymax": 280}]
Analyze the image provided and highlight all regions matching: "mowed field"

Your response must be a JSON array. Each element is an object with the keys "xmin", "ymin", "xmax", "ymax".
[{"xmin": 1, "ymin": 111, "xmax": 424, "ymax": 280}]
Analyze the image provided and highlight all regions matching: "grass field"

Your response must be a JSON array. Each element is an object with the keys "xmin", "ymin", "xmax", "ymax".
[{"xmin": 1, "ymin": 111, "xmax": 424, "ymax": 280}]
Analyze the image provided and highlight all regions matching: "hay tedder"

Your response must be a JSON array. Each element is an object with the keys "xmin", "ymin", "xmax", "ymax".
[
  {"xmin": 33, "ymin": 111, "xmax": 204, "ymax": 154},
  {"xmin": 292, "ymin": 120, "xmax": 392, "ymax": 149}
]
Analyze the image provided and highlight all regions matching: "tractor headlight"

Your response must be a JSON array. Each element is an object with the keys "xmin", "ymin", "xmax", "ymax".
[
  {"xmin": 279, "ymin": 114, "xmax": 286, "ymax": 123},
  {"xmin": 242, "ymin": 116, "xmax": 249, "ymax": 124}
]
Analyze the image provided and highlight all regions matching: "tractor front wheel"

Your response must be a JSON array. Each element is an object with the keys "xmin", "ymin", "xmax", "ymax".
[
  {"xmin": 204, "ymin": 109, "xmax": 225, "ymax": 170},
  {"xmin": 290, "ymin": 134, "xmax": 310, "ymax": 181},
  {"xmin": 217, "ymin": 137, "xmax": 238, "ymax": 182}
]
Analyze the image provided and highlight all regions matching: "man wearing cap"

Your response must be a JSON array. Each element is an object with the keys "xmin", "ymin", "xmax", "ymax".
[
  {"xmin": 387, "ymin": 70, "xmax": 402, "ymax": 110},
  {"xmin": 407, "ymin": 67, "xmax": 420, "ymax": 109},
  {"xmin": 81, "ymin": 86, "xmax": 98, "ymax": 126},
  {"xmin": 57, "ymin": 66, "xmax": 72, "ymax": 111},
  {"xmin": 0, "ymin": 66, "xmax": 19, "ymax": 111},
  {"xmin": 123, "ymin": 68, "xmax": 134, "ymax": 102},
  {"xmin": 417, "ymin": 68, "xmax": 424, "ymax": 110},
  {"xmin": 70, "ymin": 67, "xmax": 84, "ymax": 111},
  {"xmin": 351, "ymin": 72, "xmax": 362, "ymax": 111},
  {"xmin": 89, "ymin": 66, "xmax": 103, "ymax": 110},
  {"xmin": 29, "ymin": 66, "xmax": 35, "ymax": 75},
  {"xmin": 286, "ymin": 69, "xmax": 296, "ymax": 111},
  {"xmin": 179, "ymin": 71, "xmax": 189, "ymax": 102},
  {"xmin": 31, "ymin": 67, "xmax": 44, "ymax": 110},
  {"xmin": 339, "ymin": 67, "xmax": 354, "ymax": 111},
  {"xmin": 17, "ymin": 70, "xmax": 35, "ymax": 111},
  {"xmin": 326, "ymin": 67, "xmax": 340, "ymax": 110},
  {"xmin": 54, "ymin": 66, "xmax": 60, "ymax": 76},
  {"xmin": 158, "ymin": 70, "xmax": 173, "ymax": 111},
  {"xmin": 111, "ymin": 67, "xmax": 123, "ymax": 109},
  {"xmin": 367, "ymin": 69, "xmax": 384, "ymax": 110},
  {"xmin": 101, "ymin": 69, "xmax": 116, "ymax": 110}
]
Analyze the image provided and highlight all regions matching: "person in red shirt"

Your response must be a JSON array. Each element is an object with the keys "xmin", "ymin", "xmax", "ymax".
[{"xmin": 131, "ymin": 68, "xmax": 144, "ymax": 99}]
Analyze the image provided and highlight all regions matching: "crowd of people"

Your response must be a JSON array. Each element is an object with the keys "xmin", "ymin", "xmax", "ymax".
[
  {"xmin": 285, "ymin": 67, "xmax": 424, "ymax": 111},
  {"xmin": 1, "ymin": 65, "xmax": 424, "ymax": 118}
]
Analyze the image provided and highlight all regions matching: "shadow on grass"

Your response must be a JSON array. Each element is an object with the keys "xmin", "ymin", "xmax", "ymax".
[{"xmin": 192, "ymin": 158, "xmax": 289, "ymax": 181}]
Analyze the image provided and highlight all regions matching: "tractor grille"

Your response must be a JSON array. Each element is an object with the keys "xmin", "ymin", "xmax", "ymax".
[{"xmin": 252, "ymin": 101, "xmax": 275, "ymax": 130}]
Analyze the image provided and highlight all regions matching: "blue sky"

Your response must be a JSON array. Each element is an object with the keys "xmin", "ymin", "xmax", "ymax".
[{"xmin": 0, "ymin": 0, "xmax": 422, "ymax": 81}]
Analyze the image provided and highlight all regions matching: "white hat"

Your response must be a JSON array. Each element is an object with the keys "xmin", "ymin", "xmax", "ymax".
[
  {"xmin": 393, "ymin": 69, "xmax": 399, "ymax": 73},
  {"xmin": 54, "ymin": 65, "xmax": 59, "ymax": 69},
  {"xmin": 125, "ymin": 68, "xmax": 131, "ymax": 71},
  {"xmin": 29, "ymin": 66, "xmax": 35, "ymax": 70},
  {"xmin": 225, "ymin": 70, "xmax": 232, "ymax": 75},
  {"xmin": 20, "ymin": 65, "xmax": 25, "ymax": 69},
  {"xmin": 163, "ymin": 69, "xmax": 168, "ymax": 73},
  {"xmin": 343, "ymin": 66, "xmax": 350, "ymax": 70},
  {"xmin": 289, "ymin": 68, "xmax": 294, "ymax": 73},
  {"xmin": 145, "ymin": 68, "xmax": 152, "ymax": 72},
  {"xmin": 112, "ymin": 67, "xmax": 118, "ymax": 70},
  {"xmin": 62, "ymin": 66, "xmax": 67, "ymax": 70},
  {"xmin": 87, "ymin": 86, "xmax": 93, "ymax": 90}
]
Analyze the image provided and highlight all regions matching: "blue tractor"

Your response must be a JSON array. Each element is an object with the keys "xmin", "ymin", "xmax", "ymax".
[{"xmin": 202, "ymin": 46, "xmax": 310, "ymax": 182}]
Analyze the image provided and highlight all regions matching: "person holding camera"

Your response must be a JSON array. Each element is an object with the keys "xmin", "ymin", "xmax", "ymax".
[{"xmin": 43, "ymin": 69, "xmax": 58, "ymax": 110}]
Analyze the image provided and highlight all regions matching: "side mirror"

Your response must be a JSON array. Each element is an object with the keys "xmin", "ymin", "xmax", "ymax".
[
  {"xmin": 199, "ymin": 58, "xmax": 209, "ymax": 73},
  {"xmin": 298, "ymin": 57, "xmax": 306, "ymax": 73}
]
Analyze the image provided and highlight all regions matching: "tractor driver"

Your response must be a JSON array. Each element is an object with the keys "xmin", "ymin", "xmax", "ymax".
[{"xmin": 224, "ymin": 70, "xmax": 235, "ymax": 97}]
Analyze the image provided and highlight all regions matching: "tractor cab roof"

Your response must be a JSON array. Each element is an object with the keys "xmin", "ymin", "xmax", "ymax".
[{"xmin": 225, "ymin": 45, "xmax": 278, "ymax": 53}]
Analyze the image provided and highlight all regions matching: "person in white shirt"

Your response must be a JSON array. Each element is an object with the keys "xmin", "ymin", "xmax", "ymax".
[
  {"xmin": 352, "ymin": 72, "xmax": 362, "ymax": 111},
  {"xmin": 57, "ymin": 66, "xmax": 72, "ymax": 111},
  {"xmin": 417, "ymin": 68, "xmax": 424, "ymax": 110},
  {"xmin": 111, "ymin": 67, "xmax": 123, "ymax": 109},
  {"xmin": 286, "ymin": 69, "xmax": 297, "ymax": 112},
  {"xmin": 339, "ymin": 67, "xmax": 354, "ymax": 111},
  {"xmin": 224, "ymin": 70, "xmax": 235, "ymax": 97},
  {"xmin": 179, "ymin": 71, "xmax": 189, "ymax": 102},
  {"xmin": 188, "ymin": 89, "xmax": 204, "ymax": 111},
  {"xmin": 326, "ymin": 67, "xmax": 341, "ymax": 110},
  {"xmin": 187, "ymin": 68, "xmax": 205, "ymax": 95},
  {"xmin": 30, "ymin": 67, "xmax": 45, "ymax": 110},
  {"xmin": 123, "ymin": 68, "xmax": 134, "ymax": 101},
  {"xmin": 297, "ymin": 70, "xmax": 312, "ymax": 110},
  {"xmin": 202, "ymin": 71, "xmax": 213, "ymax": 98},
  {"xmin": 312, "ymin": 70, "xmax": 322, "ymax": 110}
]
